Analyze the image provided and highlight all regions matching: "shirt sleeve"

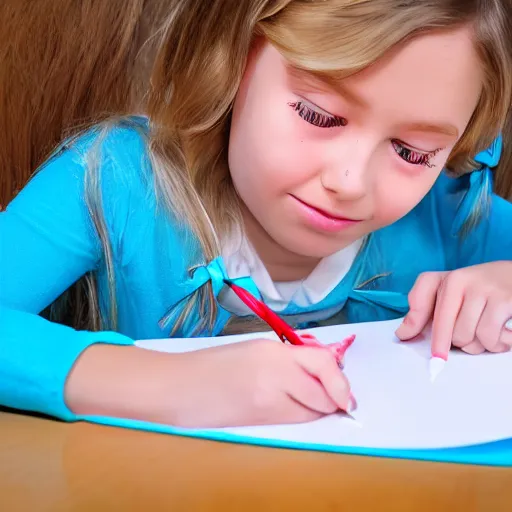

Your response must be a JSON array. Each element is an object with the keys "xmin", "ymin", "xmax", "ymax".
[{"xmin": 0, "ymin": 132, "xmax": 134, "ymax": 420}]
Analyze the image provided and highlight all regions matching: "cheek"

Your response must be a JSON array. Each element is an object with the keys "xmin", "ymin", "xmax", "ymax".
[
  {"xmin": 374, "ymin": 170, "xmax": 441, "ymax": 226},
  {"xmin": 228, "ymin": 101, "xmax": 318, "ymax": 202}
]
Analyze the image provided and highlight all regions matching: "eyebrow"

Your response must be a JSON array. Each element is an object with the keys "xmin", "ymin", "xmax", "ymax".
[
  {"xmin": 287, "ymin": 64, "xmax": 370, "ymax": 109},
  {"xmin": 332, "ymin": 81, "xmax": 370, "ymax": 109},
  {"xmin": 287, "ymin": 65, "xmax": 459, "ymax": 138},
  {"xmin": 401, "ymin": 122, "xmax": 459, "ymax": 138}
]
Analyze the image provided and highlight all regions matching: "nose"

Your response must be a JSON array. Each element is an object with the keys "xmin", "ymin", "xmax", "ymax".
[{"xmin": 320, "ymin": 144, "xmax": 370, "ymax": 201}]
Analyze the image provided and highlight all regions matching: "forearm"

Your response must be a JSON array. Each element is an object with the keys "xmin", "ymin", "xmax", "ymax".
[{"xmin": 65, "ymin": 344, "xmax": 189, "ymax": 424}]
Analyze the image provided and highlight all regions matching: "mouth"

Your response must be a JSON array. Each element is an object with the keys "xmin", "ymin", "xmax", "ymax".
[
  {"xmin": 294, "ymin": 197, "xmax": 359, "ymax": 221},
  {"xmin": 290, "ymin": 195, "xmax": 362, "ymax": 233}
]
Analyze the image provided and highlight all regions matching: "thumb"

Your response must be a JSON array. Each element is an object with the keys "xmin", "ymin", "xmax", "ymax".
[{"xmin": 395, "ymin": 272, "xmax": 445, "ymax": 340}]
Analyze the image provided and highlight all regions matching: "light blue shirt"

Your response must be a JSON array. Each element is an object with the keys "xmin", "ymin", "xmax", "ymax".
[{"xmin": 1, "ymin": 119, "xmax": 510, "ymax": 420}]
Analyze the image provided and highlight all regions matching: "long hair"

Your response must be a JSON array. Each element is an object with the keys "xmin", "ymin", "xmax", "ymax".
[
  {"xmin": 0, "ymin": 0, "xmax": 168, "ymax": 208},
  {"xmin": 143, "ymin": 0, "xmax": 512, "ymax": 335},
  {"xmin": 10, "ymin": 0, "xmax": 512, "ymax": 333},
  {"xmin": 0, "ymin": 0, "xmax": 170, "ymax": 327},
  {"xmin": 495, "ymin": 108, "xmax": 512, "ymax": 200}
]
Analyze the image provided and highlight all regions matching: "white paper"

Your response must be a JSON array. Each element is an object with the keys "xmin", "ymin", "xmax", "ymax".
[{"xmin": 136, "ymin": 319, "xmax": 512, "ymax": 450}]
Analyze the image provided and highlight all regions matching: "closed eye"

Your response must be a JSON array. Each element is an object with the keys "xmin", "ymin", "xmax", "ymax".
[
  {"xmin": 289, "ymin": 100, "xmax": 347, "ymax": 128},
  {"xmin": 392, "ymin": 140, "xmax": 441, "ymax": 168}
]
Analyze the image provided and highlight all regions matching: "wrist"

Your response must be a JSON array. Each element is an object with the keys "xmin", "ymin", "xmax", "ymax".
[{"xmin": 64, "ymin": 343, "xmax": 188, "ymax": 423}]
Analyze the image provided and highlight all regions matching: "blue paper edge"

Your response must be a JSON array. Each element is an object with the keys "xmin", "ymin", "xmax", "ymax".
[{"xmin": 78, "ymin": 415, "xmax": 512, "ymax": 467}]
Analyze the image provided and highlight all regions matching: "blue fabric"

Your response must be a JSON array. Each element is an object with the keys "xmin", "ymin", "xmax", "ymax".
[
  {"xmin": 0, "ymin": 306, "xmax": 132, "ymax": 419},
  {"xmin": 1, "ymin": 119, "xmax": 511, "ymax": 463},
  {"xmin": 81, "ymin": 415, "xmax": 512, "ymax": 467},
  {"xmin": 451, "ymin": 135, "xmax": 502, "ymax": 235}
]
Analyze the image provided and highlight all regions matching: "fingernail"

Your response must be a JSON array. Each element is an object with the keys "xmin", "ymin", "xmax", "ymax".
[
  {"xmin": 396, "ymin": 320, "xmax": 416, "ymax": 340},
  {"xmin": 432, "ymin": 351, "xmax": 448, "ymax": 361},
  {"xmin": 505, "ymin": 319, "xmax": 512, "ymax": 331},
  {"xmin": 395, "ymin": 318, "xmax": 408, "ymax": 336},
  {"xmin": 346, "ymin": 393, "xmax": 357, "ymax": 413},
  {"xmin": 395, "ymin": 326, "xmax": 407, "ymax": 339}
]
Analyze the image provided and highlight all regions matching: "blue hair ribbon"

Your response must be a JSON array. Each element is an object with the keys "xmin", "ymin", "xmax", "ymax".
[{"xmin": 451, "ymin": 135, "xmax": 503, "ymax": 235}]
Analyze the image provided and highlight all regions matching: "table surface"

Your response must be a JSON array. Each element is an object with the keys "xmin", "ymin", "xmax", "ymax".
[{"xmin": 1, "ymin": 411, "xmax": 512, "ymax": 512}]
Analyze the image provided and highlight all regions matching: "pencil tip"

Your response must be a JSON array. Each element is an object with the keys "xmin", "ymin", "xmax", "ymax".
[{"xmin": 345, "ymin": 413, "xmax": 363, "ymax": 428}]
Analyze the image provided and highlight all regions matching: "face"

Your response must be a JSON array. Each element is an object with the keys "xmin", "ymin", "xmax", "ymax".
[{"xmin": 228, "ymin": 27, "xmax": 483, "ymax": 268}]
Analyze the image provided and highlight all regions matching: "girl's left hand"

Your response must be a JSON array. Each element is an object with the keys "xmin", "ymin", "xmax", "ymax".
[{"xmin": 395, "ymin": 261, "xmax": 512, "ymax": 358}]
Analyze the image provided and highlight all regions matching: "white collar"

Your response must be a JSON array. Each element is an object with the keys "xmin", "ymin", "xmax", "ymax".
[{"xmin": 221, "ymin": 230, "xmax": 362, "ymax": 313}]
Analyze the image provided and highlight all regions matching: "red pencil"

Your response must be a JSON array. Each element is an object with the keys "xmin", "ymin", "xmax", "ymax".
[{"xmin": 224, "ymin": 280, "xmax": 356, "ymax": 366}]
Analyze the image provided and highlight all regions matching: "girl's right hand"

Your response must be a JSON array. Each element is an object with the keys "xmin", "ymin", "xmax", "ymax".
[
  {"xmin": 169, "ymin": 338, "xmax": 353, "ymax": 428},
  {"xmin": 65, "ymin": 339, "xmax": 352, "ymax": 428}
]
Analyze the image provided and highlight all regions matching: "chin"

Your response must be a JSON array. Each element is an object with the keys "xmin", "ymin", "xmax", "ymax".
[{"xmin": 276, "ymin": 232, "xmax": 350, "ymax": 259}]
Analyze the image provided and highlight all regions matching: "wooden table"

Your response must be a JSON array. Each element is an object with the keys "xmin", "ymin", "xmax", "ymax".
[{"xmin": 1, "ymin": 411, "xmax": 511, "ymax": 511}]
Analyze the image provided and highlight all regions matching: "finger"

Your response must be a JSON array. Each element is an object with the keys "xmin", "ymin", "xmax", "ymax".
[
  {"xmin": 476, "ymin": 297, "xmax": 512, "ymax": 352},
  {"xmin": 297, "ymin": 333, "xmax": 323, "ymax": 348},
  {"xmin": 296, "ymin": 333, "xmax": 345, "ymax": 366},
  {"xmin": 275, "ymin": 397, "xmax": 325, "ymax": 425},
  {"xmin": 493, "ymin": 341, "xmax": 511, "ymax": 353},
  {"xmin": 292, "ymin": 347, "xmax": 351, "ymax": 411},
  {"xmin": 431, "ymin": 272, "xmax": 465, "ymax": 359},
  {"xmin": 498, "ymin": 327, "xmax": 512, "ymax": 349},
  {"xmin": 395, "ymin": 272, "xmax": 445, "ymax": 341},
  {"xmin": 460, "ymin": 340, "xmax": 486, "ymax": 355},
  {"xmin": 285, "ymin": 366, "xmax": 339, "ymax": 415},
  {"xmin": 451, "ymin": 294, "xmax": 486, "ymax": 349}
]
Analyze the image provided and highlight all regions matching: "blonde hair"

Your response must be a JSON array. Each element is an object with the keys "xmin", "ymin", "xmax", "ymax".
[
  {"xmin": 39, "ymin": 0, "xmax": 512, "ymax": 333},
  {"xmin": 495, "ymin": 108, "xmax": 512, "ymax": 200},
  {"xmin": 141, "ymin": 0, "xmax": 511, "ymax": 335},
  {"xmin": 0, "ymin": 0, "xmax": 156, "ymax": 208},
  {"xmin": 0, "ymin": 0, "xmax": 170, "ymax": 327}
]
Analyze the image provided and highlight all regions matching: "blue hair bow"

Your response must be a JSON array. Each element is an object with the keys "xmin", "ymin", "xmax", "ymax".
[{"xmin": 451, "ymin": 135, "xmax": 503, "ymax": 235}]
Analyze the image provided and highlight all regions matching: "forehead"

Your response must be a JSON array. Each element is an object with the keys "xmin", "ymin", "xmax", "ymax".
[
  {"xmin": 341, "ymin": 26, "xmax": 483, "ymax": 126},
  {"xmin": 253, "ymin": 26, "xmax": 484, "ymax": 137}
]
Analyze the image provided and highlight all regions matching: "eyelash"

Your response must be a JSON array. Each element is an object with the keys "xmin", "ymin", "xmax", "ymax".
[
  {"xmin": 288, "ymin": 101, "xmax": 347, "ymax": 128},
  {"xmin": 391, "ymin": 140, "xmax": 440, "ymax": 168},
  {"xmin": 289, "ymin": 100, "xmax": 440, "ymax": 167}
]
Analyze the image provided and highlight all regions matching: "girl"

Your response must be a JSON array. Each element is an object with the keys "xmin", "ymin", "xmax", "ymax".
[
  {"xmin": 2, "ymin": 0, "xmax": 511, "ymax": 208},
  {"xmin": 0, "ymin": 0, "xmax": 511, "ymax": 428}
]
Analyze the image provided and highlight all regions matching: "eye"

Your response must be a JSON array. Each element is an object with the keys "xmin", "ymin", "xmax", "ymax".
[
  {"xmin": 288, "ymin": 101, "xmax": 347, "ymax": 128},
  {"xmin": 392, "ymin": 140, "xmax": 440, "ymax": 168}
]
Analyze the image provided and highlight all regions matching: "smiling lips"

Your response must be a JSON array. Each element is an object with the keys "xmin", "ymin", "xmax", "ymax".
[{"xmin": 291, "ymin": 195, "xmax": 362, "ymax": 233}]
